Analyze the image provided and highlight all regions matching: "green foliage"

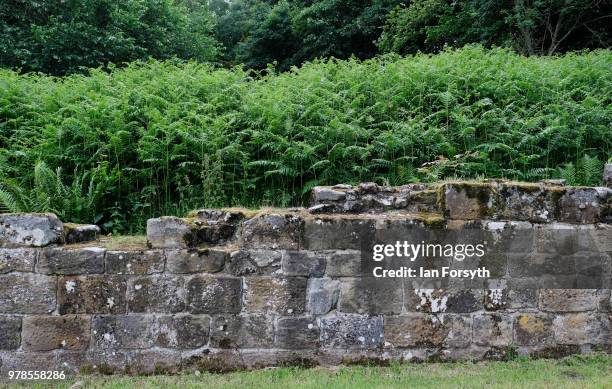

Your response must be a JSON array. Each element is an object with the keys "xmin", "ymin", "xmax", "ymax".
[
  {"xmin": 0, "ymin": 47, "xmax": 610, "ymax": 231},
  {"xmin": 0, "ymin": 0, "xmax": 220, "ymax": 75},
  {"xmin": 378, "ymin": 0, "xmax": 611, "ymax": 56}
]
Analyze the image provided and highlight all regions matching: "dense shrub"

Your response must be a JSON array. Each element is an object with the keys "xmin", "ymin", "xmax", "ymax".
[{"xmin": 0, "ymin": 47, "xmax": 610, "ymax": 231}]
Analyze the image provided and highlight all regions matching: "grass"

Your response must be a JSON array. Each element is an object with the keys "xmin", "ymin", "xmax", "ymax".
[{"xmin": 6, "ymin": 355, "xmax": 612, "ymax": 389}]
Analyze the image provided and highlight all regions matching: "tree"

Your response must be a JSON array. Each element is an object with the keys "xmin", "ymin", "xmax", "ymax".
[
  {"xmin": 378, "ymin": 0, "xmax": 611, "ymax": 56},
  {"xmin": 0, "ymin": 0, "xmax": 220, "ymax": 75}
]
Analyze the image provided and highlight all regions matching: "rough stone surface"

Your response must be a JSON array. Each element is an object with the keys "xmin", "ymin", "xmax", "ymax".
[
  {"xmin": 166, "ymin": 248, "xmax": 227, "ymax": 274},
  {"xmin": 282, "ymin": 251, "xmax": 325, "ymax": 277},
  {"xmin": 444, "ymin": 183, "xmax": 499, "ymax": 220},
  {"xmin": 155, "ymin": 314, "xmax": 210, "ymax": 348},
  {"xmin": 0, "ymin": 273, "xmax": 56, "ymax": 314},
  {"xmin": 186, "ymin": 276, "xmax": 241, "ymax": 314},
  {"xmin": 0, "ymin": 213, "xmax": 63, "ymax": 247},
  {"xmin": 210, "ymin": 314, "xmax": 273, "ymax": 348},
  {"xmin": 275, "ymin": 317, "xmax": 320, "ymax": 349},
  {"xmin": 320, "ymin": 314, "xmax": 383, "ymax": 349},
  {"xmin": 38, "ymin": 247, "xmax": 105, "ymax": 275},
  {"xmin": 304, "ymin": 217, "xmax": 375, "ymax": 250},
  {"xmin": 514, "ymin": 314, "xmax": 554, "ymax": 346},
  {"xmin": 147, "ymin": 216, "xmax": 194, "ymax": 249},
  {"xmin": 106, "ymin": 250, "xmax": 164, "ymax": 274},
  {"xmin": 557, "ymin": 188, "xmax": 604, "ymax": 224},
  {"xmin": 0, "ymin": 248, "xmax": 36, "ymax": 273},
  {"xmin": 472, "ymin": 314, "xmax": 513, "ymax": 346},
  {"xmin": 128, "ymin": 276, "xmax": 185, "ymax": 313},
  {"xmin": 22, "ymin": 315, "xmax": 90, "ymax": 351},
  {"xmin": 553, "ymin": 313, "xmax": 609, "ymax": 344},
  {"xmin": 605, "ymin": 164, "xmax": 612, "ymax": 188},
  {"xmin": 92, "ymin": 315, "xmax": 154, "ymax": 349},
  {"xmin": 58, "ymin": 275, "xmax": 126, "ymax": 314},
  {"xmin": 339, "ymin": 278, "xmax": 403, "ymax": 314},
  {"xmin": 0, "ymin": 316, "xmax": 21, "ymax": 350},
  {"xmin": 243, "ymin": 277, "xmax": 307, "ymax": 314},
  {"xmin": 307, "ymin": 278, "xmax": 340, "ymax": 315},
  {"xmin": 241, "ymin": 214, "xmax": 303, "ymax": 249},
  {"xmin": 63, "ymin": 223, "xmax": 100, "ymax": 244},
  {"xmin": 324, "ymin": 250, "xmax": 361, "ymax": 276},
  {"xmin": 385, "ymin": 314, "xmax": 449, "ymax": 347},
  {"xmin": 539, "ymin": 289, "xmax": 600, "ymax": 312}
]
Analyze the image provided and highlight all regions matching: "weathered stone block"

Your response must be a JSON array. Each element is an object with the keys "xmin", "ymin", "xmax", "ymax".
[
  {"xmin": 155, "ymin": 314, "xmax": 210, "ymax": 348},
  {"xmin": 125, "ymin": 349, "xmax": 182, "ymax": 375},
  {"xmin": 243, "ymin": 277, "xmax": 307, "ymax": 314},
  {"xmin": 92, "ymin": 315, "xmax": 154, "ymax": 349},
  {"xmin": 539, "ymin": 289, "xmax": 600, "ymax": 312},
  {"xmin": 0, "ymin": 213, "xmax": 63, "ymax": 247},
  {"xmin": 166, "ymin": 248, "xmax": 226, "ymax": 274},
  {"xmin": 499, "ymin": 183, "xmax": 552, "ymax": 222},
  {"xmin": 445, "ymin": 314, "xmax": 472, "ymax": 348},
  {"xmin": 282, "ymin": 251, "xmax": 325, "ymax": 277},
  {"xmin": 226, "ymin": 250, "xmax": 258, "ymax": 276},
  {"xmin": 275, "ymin": 317, "xmax": 319, "ymax": 349},
  {"xmin": 553, "ymin": 313, "xmax": 610, "ymax": 344},
  {"xmin": 591, "ymin": 224, "xmax": 612, "ymax": 252},
  {"xmin": 484, "ymin": 221, "xmax": 534, "ymax": 254},
  {"xmin": 311, "ymin": 187, "xmax": 347, "ymax": 203},
  {"xmin": 484, "ymin": 287, "xmax": 508, "ymax": 310},
  {"xmin": 37, "ymin": 247, "xmax": 105, "ymax": 275},
  {"xmin": 320, "ymin": 314, "xmax": 383, "ymax": 348},
  {"xmin": 241, "ymin": 213, "xmax": 303, "ymax": 249},
  {"xmin": 324, "ymin": 250, "xmax": 361, "ymax": 276},
  {"xmin": 63, "ymin": 223, "xmax": 100, "ymax": 244},
  {"xmin": 22, "ymin": 315, "xmax": 90, "ymax": 351},
  {"xmin": 186, "ymin": 276, "xmax": 241, "ymax": 314},
  {"xmin": 473, "ymin": 314, "xmax": 513, "ymax": 346},
  {"xmin": 0, "ymin": 352, "xmax": 56, "ymax": 374},
  {"xmin": 0, "ymin": 273, "xmax": 56, "ymax": 314},
  {"xmin": 338, "ymin": 278, "xmax": 403, "ymax": 314},
  {"xmin": 556, "ymin": 188, "xmax": 606, "ymax": 224},
  {"xmin": 58, "ymin": 275, "xmax": 126, "ymax": 314},
  {"xmin": 409, "ymin": 289, "xmax": 483, "ymax": 313},
  {"xmin": 128, "ymin": 276, "xmax": 185, "ymax": 313},
  {"xmin": 605, "ymin": 164, "xmax": 612, "ymax": 188},
  {"xmin": 514, "ymin": 313, "xmax": 554, "ymax": 346},
  {"xmin": 0, "ymin": 316, "xmax": 21, "ymax": 349},
  {"xmin": 106, "ymin": 250, "xmax": 164, "ymax": 274},
  {"xmin": 384, "ymin": 314, "xmax": 449, "ymax": 347},
  {"xmin": 443, "ymin": 183, "xmax": 500, "ymax": 220},
  {"xmin": 534, "ymin": 224, "xmax": 594, "ymax": 254},
  {"xmin": 304, "ymin": 217, "xmax": 375, "ymax": 250},
  {"xmin": 307, "ymin": 278, "xmax": 340, "ymax": 315},
  {"xmin": 0, "ymin": 248, "xmax": 36, "ymax": 273},
  {"xmin": 147, "ymin": 216, "xmax": 193, "ymax": 249},
  {"xmin": 210, "ymin": 314, "xmax": 273, "ymax": 348},
  {"xmin": 507, "ymin": 253, "xmax": 575, "ymax": 279}
]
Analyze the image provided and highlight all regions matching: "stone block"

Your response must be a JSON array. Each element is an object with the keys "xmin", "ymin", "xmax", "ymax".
[
  {"xmin": 0, "ymin": 316, "xmax": 21, "ymax": 349},
  {"xmin": 473, "ymin": 314, "xmax": 513, "ymax": 346},
  {"xmin": 282, "ymin": 251, "xmax": 325, "ymax": 277},
  {"xmin": 126, "ymin": 349, "xmax": 182, "ymax": 375},
  {"xmin": 243, "ymin": 277, "xmax": 307, "ymax": 314},
  {"xmin": 155, "ymin": 314, "xmax": 210, "ymax": 348},
  {"xmin": 241, "ymin": 213, "xmax": 303, "ymax": 249},
  {"xmin": 0, "ymin": 273, "xmax": 56, "ymax": 314},
  {"xmin": 106, "ymin": 250, "xmax": 164, "ymax": 274},
  {"xmin": 92, "ymin": 315, "xmax": 154, "ymax": 349},
  {"xmin": 539, "ymin": 289, "xmax": 600, "ymax": 312},
  {"xmin": 63, "ymin": 223, "xmax": 100, "ymax": 244},
  {"xmin": 0, "ymin": 248, "xmax": 36, "ymax": 273},
  {"xmin": 443, "ymin": 183, "xmax": 500, "ymax": 220},
  {"xmin": 499, "ymin": 183, "xmax": 552, "ymax": 222},
  {"xmin": 275, "ymin": 317, "xmax": 319, "ymax": 349},
  {"xmin": 384, "ymin": 314, "xmax": 449, "ymax": 347},
  {"xmin": 0, "ymin": 213, "xmax": 63, "ymax": 247},
  {"xmin": 507, "ymin": 253, "xmax": 575, "ymax": 279},
  {"xmin": 320, "ymin": 314, "xmax": 383, "ymax": 348},
  {"xmin": 307, "ymin": 278, "xmax": 340, "ymax": 315},
  {"xmin": 166, "ymin": 248, "xmax": 227, "ymax": 274},
  {"xmin": 0, "ymin": 352, "xmax": 56, "ymax": 374},
  {"xmin": 128, "ymin": 276, "xmax": 185, "ymax": 313},
  {"xmin": 556, "ymin": 188, "xmax": 606, "ymax": 224},
  {"xmin": 324, "ymin": 250, "xmax": 361, "ymax": 276},
  {"xmin": 22, "ymin": 315, "xmax": 90, "ymax": 351},
  {"xmin": 311, "ymin": 187, "xmax": 347, "ymax": 203},
  {"xmin": 146, "ymin": 216, "xmax": 194, "ymax": 249},
  {"xmin": 210, "ymin": 314, "xmax": 273, "ymax": 348},
  {"xmin": 338, "ymin": 278, "xmax": 403, "ymax": 314},
  {"xmin": 37, "ymin": 247, "xmax": 105, "ymax": 275},
  {"xmin": 514, "ymin": 313, "xmax": 554, "ymax": 346},
  {"xmin": 304, "ymin": 217, "xmax": 375, "ymax": 250},
  {"xmin": 186, "ymin": 276, "xmax": 241, "ymax": 314},
  {"xmin": 409, "ymin": 289, "xmax": 482, "ymax": 313},
  {"xmin": 605, "ymin": 164, "xmax": 612, "ymax": 188},
  {"xmin": 553, "ymin": 313, "xmax": 610, "ymax": 344},
  {"xmin": 445, "ymin": 314, "xmax": 472, "ymax": 348},
  {"xmin": 58, "ymin": 275, "xmax": 126, "ymax": 314}
]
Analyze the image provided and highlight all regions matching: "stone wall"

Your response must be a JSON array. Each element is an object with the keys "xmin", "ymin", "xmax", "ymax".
[{"xmin": 0, "ymin": 179, "xmax": 611, "ymax": 375}]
